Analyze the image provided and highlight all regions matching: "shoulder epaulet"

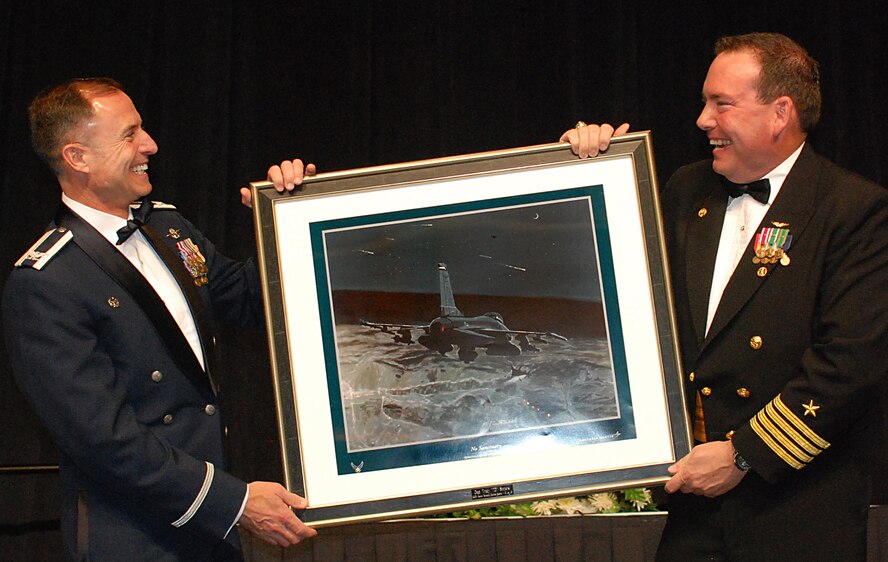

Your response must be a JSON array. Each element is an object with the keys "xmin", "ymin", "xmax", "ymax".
[
  {"xmin": 128, "ymin": 200, "xmax": 177, "ymax": 212},
  {"xmin": 150, "ymin": 200, "xmax": 177, "ymax": 210},
  {"xmin": 14, "ymin": 227, "xmax": 74, "ymax": 270}
]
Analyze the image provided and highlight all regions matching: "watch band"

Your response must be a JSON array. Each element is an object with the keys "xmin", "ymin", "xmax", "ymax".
[{"xmin": 733, "ymin": 449, "xmax": 752, "ymax": 472}]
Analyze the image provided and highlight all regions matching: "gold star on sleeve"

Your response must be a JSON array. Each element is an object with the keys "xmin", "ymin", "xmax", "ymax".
[{"xmin": 802, "ymin": 400, "xmax": 820, "ymax": 417}]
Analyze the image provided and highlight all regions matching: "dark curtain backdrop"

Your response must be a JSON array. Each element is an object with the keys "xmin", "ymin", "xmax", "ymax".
[{"xmin": 1, "ymin": 1, "xmax": 886, "ymax": 556}]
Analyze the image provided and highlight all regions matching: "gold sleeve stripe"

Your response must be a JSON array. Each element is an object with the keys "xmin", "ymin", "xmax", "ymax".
[
  {"xmin": 764, "ymin": 401, "xmax": 825, "ymax": 456},
  {"xmin": 772, "ymin": 395, "xmax": 830, "ymax": 449},
  {"xmin": 748, "ymin": 395, "xmax": 832, "ymax": 471},
  {"xmin": 756, "ymin": 408, "xmax": 814, "ymax": 462},
  {"xmin": 750, "ymin": 415, "xmax": 805, "ymax": 469}
]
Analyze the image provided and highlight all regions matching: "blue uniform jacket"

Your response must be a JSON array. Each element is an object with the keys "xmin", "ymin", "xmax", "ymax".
[{"xmin": 3, "ymin": 201, "xmax": 264, "ymax": 560}]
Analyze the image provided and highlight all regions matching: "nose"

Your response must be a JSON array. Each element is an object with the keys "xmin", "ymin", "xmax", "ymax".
[
  {"xmin": 696, "ymin": 103, "xmax": 714, "ymax": 131},
  {"xmin": 140, "ymin": 130, "xmax": 159, "ymax": 155}
]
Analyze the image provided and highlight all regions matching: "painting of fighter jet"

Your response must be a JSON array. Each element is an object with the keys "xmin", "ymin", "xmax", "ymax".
[
  {"xmin": 314, "ymin": 193, "xmax": 633, "ymax": 464},
  {"xmin": 361, "ymin": 263, "xmax": 567, "ymax": 363}
]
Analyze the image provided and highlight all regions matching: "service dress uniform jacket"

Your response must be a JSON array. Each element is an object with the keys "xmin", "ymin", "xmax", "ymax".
[
  {"xmin": 657, "ymin": 145, "xmax": 888, "ymax": 560},
  {"xmin": 2, "ymin": 200, "xmax": 264, "ymax": 560}
]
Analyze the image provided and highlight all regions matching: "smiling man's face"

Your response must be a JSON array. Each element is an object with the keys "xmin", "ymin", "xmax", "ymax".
[
  {"xmin": 696, "ymin": 50, "xmax": 784, "ymax": 184},
  {"xmin": 77, "ymin": 90, "xmax": 159, "ymax": 215}
]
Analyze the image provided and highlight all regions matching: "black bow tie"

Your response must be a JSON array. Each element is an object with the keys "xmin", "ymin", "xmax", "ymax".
[
  {"xmin": 720, "ymin": 177, "xmax": 771, "ymax": 204},
  {"xmin": 116, "ymin": 198, "xmax": 154, "ymax": 244}
]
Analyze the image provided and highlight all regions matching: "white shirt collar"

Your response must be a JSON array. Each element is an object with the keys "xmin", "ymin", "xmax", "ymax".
[
  {"xmin": 760, "ymin": 142, "xmax": 805, "ymax": 204},
  {"xmin": 61, "ymin": 193, "xmax": 132, "ymax": 246}
]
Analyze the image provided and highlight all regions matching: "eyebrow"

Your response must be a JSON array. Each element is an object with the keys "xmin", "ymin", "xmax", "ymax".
[
  {"xmin": 702, "ymin": 90, "xmax": 730, "ymax": 101},
  {"xmin": 119, "ymin": 123, "xmax": 140, "ymax": 138}
]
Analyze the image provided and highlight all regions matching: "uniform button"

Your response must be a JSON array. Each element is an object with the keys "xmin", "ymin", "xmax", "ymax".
[
  {"xmin": 205, "ymin": 405, "xmax": 217, "ymax": 416},
  {"xmin": 756, "ymin": 267, "xmax": 768, "ymax": 278},
  {"xmin": 701, "ymin": 387, "xmax": 712, "ymax": 396},
  {"xmin": 726, "ymin": 430, "xmax": 735, "ymax": 440},
  {"xmin": 163, "ymin": 414, "xmax": 173, "ymax": 425},
  {"xmin": 697, "ymin": 208, "xmax": 708, "ymax": 218},
  {"xmin": 737, "ymin": 388, "xmax": 751, "ymax": 398},
  {"xmin": 749, "ymin": 336, "xmax": 763, "ymax": 350},
  {"xmin": 688, "ymin": 372, "xmax": 695, "ymax": 382},
  {"xmin": 151, "ymin": 370, "xmax": 163, "ymax": 382}
]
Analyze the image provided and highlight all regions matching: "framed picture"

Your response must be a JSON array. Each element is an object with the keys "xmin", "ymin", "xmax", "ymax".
[{"xmin": 251, "ymin": 132, "xmax": 690, "ymax": 527}]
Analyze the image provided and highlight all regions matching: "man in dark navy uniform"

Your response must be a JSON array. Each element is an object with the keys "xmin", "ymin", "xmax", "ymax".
[
  {"xmin": 562, "ymin": 33, "xmax": 888, "ymax": 560},
  {"xmin": 3, "ymin": 77, "xmax": 317, "ymax": 560}
]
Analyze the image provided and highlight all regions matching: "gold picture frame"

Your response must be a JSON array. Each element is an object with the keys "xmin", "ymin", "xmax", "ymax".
[{"xmin": 251, "ymin": 132, "xmax": 690, "ymax": 527}]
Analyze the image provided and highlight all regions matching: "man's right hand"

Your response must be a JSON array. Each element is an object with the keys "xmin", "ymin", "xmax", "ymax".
[
  {"xmin": 560, "ymin": 122, "xmax": 630, "ymax": 158},
  {"xmin": 238, "ymin": 481, "xmax": 318, "ymax": 547}
]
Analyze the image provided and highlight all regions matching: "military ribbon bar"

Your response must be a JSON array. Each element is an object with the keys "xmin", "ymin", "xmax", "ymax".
[
  {"xmin": 176, "ymin": 238, "xmax": 209, "ymax": 286},
  {"xmin": 753, "ymin": 226, "xmax": 793, "ymax": 266}
]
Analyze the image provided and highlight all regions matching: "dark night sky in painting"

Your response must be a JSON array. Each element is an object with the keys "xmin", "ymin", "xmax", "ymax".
[{"xmin": 321, "ymin": 197, "xmax": 605, "ymax": 302}]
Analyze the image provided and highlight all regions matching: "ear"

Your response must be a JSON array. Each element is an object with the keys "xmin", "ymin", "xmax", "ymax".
[
  {"xmin": 772, "ymin": 96, "xmax": 795, "ymax": 136},
  {"xmin": 61, "ymin": 143, "xmax": 89, "ymax": 173}
]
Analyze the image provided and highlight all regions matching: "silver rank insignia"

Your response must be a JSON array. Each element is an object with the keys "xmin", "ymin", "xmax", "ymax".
[{"xmin": 15, "ymin": 227, "xmax": 73, "ymax": 270}]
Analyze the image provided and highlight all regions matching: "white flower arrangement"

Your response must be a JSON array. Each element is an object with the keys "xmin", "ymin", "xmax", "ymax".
[{"xmin": 437, "ymin": 488, "xmax": 657, "ymax": 519}]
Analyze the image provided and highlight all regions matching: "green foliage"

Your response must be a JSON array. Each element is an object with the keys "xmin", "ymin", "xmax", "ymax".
[
  {"xmin": 622, "ymin": 487, "xmax": 659, "ymax": 512},
  {"xmin": 438, "ymin": 502, "xmax": 537, "ymax": 520}
]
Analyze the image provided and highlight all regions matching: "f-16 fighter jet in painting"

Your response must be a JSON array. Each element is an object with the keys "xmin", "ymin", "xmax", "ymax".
[{"xmin": 361, "ymin": 263, "xmax": 567, "ymax": 363}]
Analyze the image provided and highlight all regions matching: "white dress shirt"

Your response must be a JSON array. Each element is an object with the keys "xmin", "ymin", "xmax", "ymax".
[{"xmin": 705, "ymin": 143, "xmax": 805, "ymax": 334}]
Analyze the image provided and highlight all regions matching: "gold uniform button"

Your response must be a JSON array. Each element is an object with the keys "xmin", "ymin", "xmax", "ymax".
[
  {"xmin": 726, "ymin": 430, "xmax": 735, "ymax": 440},
  {"xmin": 737, "ymin": 388, "xmax": 751, "ymax": 398},
  {"xmin": 689, "ymin": 372, "xmax": 695, "ymax": 382},
  {"xmin": 701, "ymin": 387, "xmax": 712, "ymax": 396},
  {"xmin": 163, "ymin": 414, "xmax": 173, "ymax": 425},
  {"xmin": 151, "ymin": 370, "xmax": 163, "ymax": 382},
  {"xmin": 698, "ymin": 208, "xmax": 708, "ymax": 218},
  {"xmin": 756, "ymin": 267, "xmax": 768, "ymax": 278},
  {"xmin": 749, "ymin": 336, "xmax": 763, "ymax": 350}
]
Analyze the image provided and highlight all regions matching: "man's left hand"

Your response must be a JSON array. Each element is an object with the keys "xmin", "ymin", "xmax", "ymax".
[
  {"xmin": 240, "ymin": 158, "xmax": 317, "ymax": 208},
  {"xmin": 664, "ymin": 440, "xmax": 746, "ymax": 498}
]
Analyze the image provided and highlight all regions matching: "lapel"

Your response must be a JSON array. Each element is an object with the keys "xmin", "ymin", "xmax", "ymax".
[
  {"xmin": 684, "ymin": 184, "xmax": 728, "ymax": 347},
  {"xmin": 55, "ymin": 204, "xmax": 217, "ymax": 396},
  {"xmin": 140, "ymin": 222, "xmax": 219, "ymax": 395},
  {"xmin": 700, "ymin": 145, "xmax": 823, "ymax": 351}
]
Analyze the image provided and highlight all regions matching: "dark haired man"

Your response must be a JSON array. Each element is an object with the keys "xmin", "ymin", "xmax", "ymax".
[
  {"xmin": 3, "ymin": 78, "xmax": 317, "ymax": 560},
  {"xmin": 563, "ymin": 33, "xmax": 888, "ymax": 560}
]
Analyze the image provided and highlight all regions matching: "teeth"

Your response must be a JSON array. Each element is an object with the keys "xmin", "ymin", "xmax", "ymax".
[
  {"xmin": 710, "ymin": 139, "xmax": 732, "ymax": 148},
  {"xmin": 131, "ymin": 164, "xmax": 148, "ymax": 174}
]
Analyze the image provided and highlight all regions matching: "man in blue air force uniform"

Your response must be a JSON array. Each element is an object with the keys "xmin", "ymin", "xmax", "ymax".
[
  {"xmin": 563, "ymin": 33, "xmax": 888, "ymax": 560},
  {"xmin": 3, "ymin": 78, "xmax": 318, "ymax": 560}
]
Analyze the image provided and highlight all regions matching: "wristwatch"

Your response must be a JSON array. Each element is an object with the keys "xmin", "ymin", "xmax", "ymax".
[{"xmin": 733, "ymin": 448, "xmax": 752, "ymax": 472}]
